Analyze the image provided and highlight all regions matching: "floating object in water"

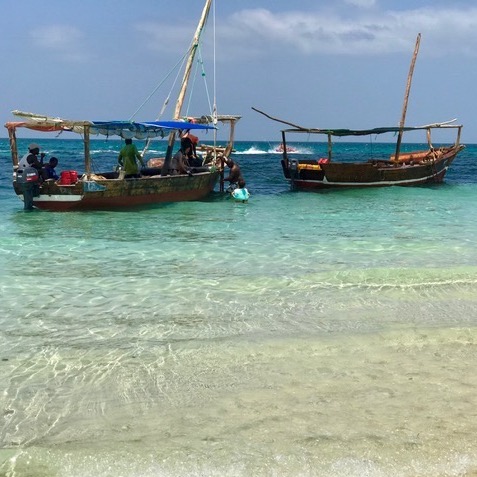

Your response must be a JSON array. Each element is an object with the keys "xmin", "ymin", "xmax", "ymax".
[{"xmin": 232, "ymin": 187, "xmax": 250, "ymax": 202}]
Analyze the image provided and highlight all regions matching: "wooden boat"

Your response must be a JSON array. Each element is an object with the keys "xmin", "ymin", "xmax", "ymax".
[
  {"xmin": 5, "ymin": 0, "xmax": 240, "ymax": 211},
  {"xmin": 254, "ymin": 111, "xmax": 464, "ymax": 189},
  {"xmin": 253, "ymin": 34, "xmax": 465, "ymax": 190}
]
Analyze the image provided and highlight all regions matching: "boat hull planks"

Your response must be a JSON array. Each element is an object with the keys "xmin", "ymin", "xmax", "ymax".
[
  {"xmin": 13, "ymin": 170, "xmax": 219, "ymax": 211},
  {"xmin": 281, "ymin": 146, "xmax": 463, "ymax": 190}
]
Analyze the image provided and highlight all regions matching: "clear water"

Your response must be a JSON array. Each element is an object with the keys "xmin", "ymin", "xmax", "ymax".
[{"xmin": 1, "ymin": 138, "xmax": 477, "ymax": 476}]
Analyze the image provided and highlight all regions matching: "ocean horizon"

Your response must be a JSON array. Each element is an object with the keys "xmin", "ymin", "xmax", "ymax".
[{"xmin": 1, "ymin": 137, "xmax": 477, "ymax": 476}]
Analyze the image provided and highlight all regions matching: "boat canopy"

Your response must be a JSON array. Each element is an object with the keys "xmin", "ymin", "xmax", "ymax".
[
  {"xmin": 282, "ymin": 122, "xmax": 462, "ymax": 137},
  {"xmin": 5, "ymin": 111, "xmax": 216, "ymax": 139},
  {"xmin": 251, "ymin": 106, "xmax": 462, "ymax": 138}
]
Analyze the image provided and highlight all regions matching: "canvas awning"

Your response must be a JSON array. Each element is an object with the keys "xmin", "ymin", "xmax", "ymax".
[
  {"xmin": 281, "ymin": 122, "xmax": 462, "ymax": 137},
  {"xmin": 5, "ymin": 111, "xmax": 217, "ymax": 139}
]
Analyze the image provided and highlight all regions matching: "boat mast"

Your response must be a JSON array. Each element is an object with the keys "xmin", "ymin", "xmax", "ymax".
[
  {"xmin": 161, "ymin": 0, "xmax": 213, "ymax": 175},
  {"xmin": 394, "ymin": 33, "xmax": 421, "ymax": 162}
]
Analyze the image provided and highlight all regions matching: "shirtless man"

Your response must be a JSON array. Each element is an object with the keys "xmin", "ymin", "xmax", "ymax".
[{"xmin": 223, "ymin": 158, "xmax": 242, "ymax": 185}]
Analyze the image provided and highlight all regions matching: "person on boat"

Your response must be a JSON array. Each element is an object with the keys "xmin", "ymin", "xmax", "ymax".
[
  {"xmin": 118, "ymin": 138, "xmax": 145, "ymax": 178},
  {"xmin": 43, "ymin": 157, "xmax": 59, "ymax": 180},
  {"xmin": 17, "ymin": 143, "xmax": 45, "ymax": 173},
  {"xmin": 181, "ymin": 130, "xmax": 200, "ymax": 164},
  {"xmin": 179, "ymin": 135, "xmax": 202, "ymax": 168},
  {"xmin": 223, "ymin": 158, "xmax": 243, "ymax": 187},
  {"xmin": 231, "ymin": 178, "xmax": 250, "ymax": 202},
  {"xmin": 170, "ymin": 139, "xmax": 191, "ymax": 174}
]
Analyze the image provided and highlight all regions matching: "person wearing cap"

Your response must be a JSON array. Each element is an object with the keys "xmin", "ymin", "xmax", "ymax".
[
  {"xmin": 17, "ymin": 143, "xmax": 45, "ymax": 210},
  {"xmin": 17, "ymin": 143, "xmax": 45, "ymax": 172}
]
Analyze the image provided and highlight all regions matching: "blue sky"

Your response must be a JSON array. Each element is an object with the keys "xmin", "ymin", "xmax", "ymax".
[{"xmin": 2, "ymin": 0, "xmax": 477, "ymax": 143}]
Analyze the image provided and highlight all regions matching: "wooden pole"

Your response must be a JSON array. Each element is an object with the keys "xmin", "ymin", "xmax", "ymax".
[
  {"xmin": 174, "ymin": 0, "xmax": 212, "ymax": 121},
  {"xmin": 456, "ymin": 126, "xmax": 462, "ymax": 147},
  {"xmin": 220, "ymin": 119, "xmax": 237, "ymax": 192},
  {"xmin": 162, "ymin": 0, "xmax": 213, "ymax": 176},
  {"xmin": 84, "ymin": 125, "xmax": 91, "ymax": 176},
  {"xmin": 7, "ymin": 126, "xmax": 18, "ymax": 167},
  {"xmin": 394, "ymin": 33, "xmax": 421, "ymax": 162},
  {"xmin": 224, "ymin": 119, "xmax": 236, "ymax": 158}
]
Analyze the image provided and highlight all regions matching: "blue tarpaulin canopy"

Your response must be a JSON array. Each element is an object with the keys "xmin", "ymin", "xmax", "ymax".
[
  {"xmin": 89, "ymin": 120, "xmax": 216, "ymax": 139},
  {"xmin": 6, "ymin": 111, "xmax": 217, "ymax": 139}
]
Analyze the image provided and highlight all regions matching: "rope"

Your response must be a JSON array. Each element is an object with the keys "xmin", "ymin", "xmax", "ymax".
[
  {"xmin": 197, "ymin": 46, "xmax": 214, "ymax": 116},
  {"xmin": 184, "ymin": 47, "xmax": 214, "ymax": 118},
  {"xmin": 212, "ymin": 0, "xmax": 218, "ymax": 158},
  {"xmin": 130, "ymin": 51, "xmax": 189, "ymax": 122},
  {"xmin": 135, "ymin": 1, "xmax": 219, "ymax": 160},
  {"xmin": 139, "ymin": 52, "xmax": 190, "ymax": 156},
  {"xmin": 184, "ymin": 60, "xmax": 200, "ymax": 117},
  {"xmin": 213, "ymin": 0, "xmax": 217, "ymax": 124}
]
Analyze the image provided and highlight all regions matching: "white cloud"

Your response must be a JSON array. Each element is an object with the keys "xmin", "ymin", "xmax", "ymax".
[
  {"xmin": 30, "ymin": 25, "xmax": 90, "ymax": 62},
  {"xmin": 221, "ymin": 6, "xmax": 477, "ymax": 57},
  {"xmin": 344, "ymin": 0, "xmax": 377, "ymax": 7},
  {"xmin": 135, "ymin": 20, "xmax": 213, "ymax": 57}
]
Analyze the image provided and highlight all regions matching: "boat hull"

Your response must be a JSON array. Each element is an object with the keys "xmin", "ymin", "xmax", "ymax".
[
  {"xmin": 13, "ymin": 170, "xmax": 220, "ymax": 211},
  {"xmin": 281, "ymin": 146, "xmax": 464, "ymax": 190}
]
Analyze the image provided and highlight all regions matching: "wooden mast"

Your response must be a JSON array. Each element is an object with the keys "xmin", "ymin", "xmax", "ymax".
[
  {"xmin": 394, "ymin": 33, "xmax": 421, "ymax": 163},
  {"xmin": 161, "ymin": 0, "xmax": 213, "ymax": 175}
]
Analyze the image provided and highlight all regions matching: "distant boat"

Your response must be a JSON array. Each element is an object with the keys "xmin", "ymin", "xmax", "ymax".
[
  {"xmin": 253, "ymin": 33, "xmax": 465, "ymax": 190},
  {"xmin": 5, "ymin": 0, "xmax": 240, "ymax": 211},
  {"xmin": 274, "ymin": 143, "xmax": 297, "ymax": 154}
]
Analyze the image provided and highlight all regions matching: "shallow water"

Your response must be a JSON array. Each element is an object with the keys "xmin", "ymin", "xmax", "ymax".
[{"xmin": 1, "ymin": 139, "xmax": 477, "ymax": 476}]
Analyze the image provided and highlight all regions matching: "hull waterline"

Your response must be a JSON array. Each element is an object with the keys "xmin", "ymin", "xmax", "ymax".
[{"xmin": 14, "ymin": 171, "xmax": 220, "ymax": 211}]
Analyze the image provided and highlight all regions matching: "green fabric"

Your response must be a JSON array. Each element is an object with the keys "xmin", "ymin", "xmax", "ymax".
[
  {"xmin": 283, "ymin": 124, "xmax": 454, "ymax": 137},
  {"xmin": 118, "ymin": 144, "xmax": 144, "ymax": 175}
]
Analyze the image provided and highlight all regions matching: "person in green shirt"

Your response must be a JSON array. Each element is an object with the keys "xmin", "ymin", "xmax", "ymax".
[{"xmin": 118, "ymin": 138, "xmax": 145, "ymax": 178}]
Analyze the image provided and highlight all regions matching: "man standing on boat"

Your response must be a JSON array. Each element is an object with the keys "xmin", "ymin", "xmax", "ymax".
[
  {"xmin": 118, "ymin": 138, "xmax": 145, "ymax": 178},
  {"xmin": 17, "ymin": 143, "xmax": 45, "ymax": 173},
  {"xmin": 17, "ymin": 143, "xmax": 45, "ymax": 210}
]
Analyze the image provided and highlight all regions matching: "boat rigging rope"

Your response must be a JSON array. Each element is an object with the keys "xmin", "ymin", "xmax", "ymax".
[
  {"xmin": 130, "ymin": 50, "xmax": 189, "ymax": 123},
  {"xmin": 138, "ymin": 52, "xmax": 190, "ymax": 156},
  {"xmin": 213, "ymin": 0, "xmax": 217, "ymax": 125},
  {"xmin": 136, "ymin": 1, "xmax": 220, "ymax": 160},
  {"xmin": 200, "ymin": 49, "xmax": 214, "ymax": 117},
  {"xmin": 185, "ymin": 47, "xmax": 213, "ymax": 119},
  {"xmin": 212, "ymin": 0, "xmax": 218, "ymax": 156}
]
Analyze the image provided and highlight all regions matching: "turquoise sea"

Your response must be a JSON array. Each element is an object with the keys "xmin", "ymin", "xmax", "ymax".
[{"xmin": 1, "ymin": 137, "xmax": 477, "ymax": 476}]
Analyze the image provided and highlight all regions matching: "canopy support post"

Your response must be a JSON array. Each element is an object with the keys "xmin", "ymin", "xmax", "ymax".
[
  {"xmin": 282, "ymin": 130, "xmax": 289, "ymax": 168},
  {"xmin": 456, "ymin": 126, "xmax": 462, "ymax": 147},
  {"xmin": 8, "ymin": 126, "xmax": 18, "ymax": 168},
  {"xmin": 84, "ymin": 125, "xmax": 91, "ymax": 176}
]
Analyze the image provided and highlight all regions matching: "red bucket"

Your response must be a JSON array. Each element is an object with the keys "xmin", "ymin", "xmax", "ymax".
[{"xmin": 59, "ymin": 170, "xmax": 78, "ymax": 185}]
